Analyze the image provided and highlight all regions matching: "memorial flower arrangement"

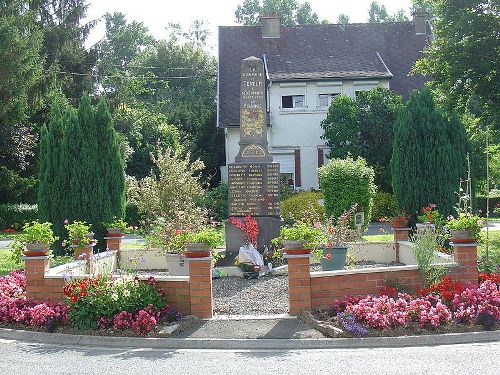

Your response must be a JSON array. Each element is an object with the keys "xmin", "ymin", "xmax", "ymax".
[{"xmin": 228, "ymin": 215, "xmax": 259, "ymax": 247}]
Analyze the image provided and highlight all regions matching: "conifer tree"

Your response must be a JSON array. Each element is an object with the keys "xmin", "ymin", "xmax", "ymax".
[{"xmin": 391, "ymin": 89, "xmax": 468, "ymax": 216}]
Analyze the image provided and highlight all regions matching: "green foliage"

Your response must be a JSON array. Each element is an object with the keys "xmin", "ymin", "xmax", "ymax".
[
  {"xmin": 203, "ymin": 182, "xmax": 228, "ymax": 222},
  {"xmin": 413, "ymin": 0, "xmax": 499, "ymax": 133},
  {"xmin": 321, "ymin": 95, "xmax": 360, "ymax": 159},
  {"xmin": 0, "ymin": 203, "xmax": 38, "ymax": 230},
  {"xmin": 319, "ymin": 156, "xmax": 376, "ymax": 228},
  {"xmin": 391, "ymin": 89, "xmax": 469, "ymax": 217},
  {"xmin": 273, "ymin": 222, "xmax": 323, "ymax": 248},
  {"xmin": 67, "ymin": 276, "xmax": 165, "ymax": 330},
  {"xmin": 411, "ymin": 226, "xmax": 447, "ymax": 287},
  {"xmin": 103, "ymin": 217, "xmax": 128, "ymax": 231},
  {"xmin": 281, "ymin": 191, "xmax": 325, "ymax": 223},
  {"xmin": 446, "ymin": 213, "xmax": 483, "ymax": 241},
  {"xmin": 235, "ymin": 0, "xmax": 323, "ymax": 26},
  {"xmin": 0, "ymin": 167, "xmax": 37, "ymax": 204},
  {"xmin": 125, "ymin": 202, "xmax": 143, "ymax": 226},
  {"xmin": 368, "ymin": 1, "xmax": 409, "ymax": 22},
  {"xmin": 476, "ymin": 195, "xmax": 500, "ymax": 218},
  {"xmin": 321, "ymin": 88, "xmax": 404, "ymax": 192},
  {"xmin": 478, "ymin": 230, "xmax": 500, "ymax": 273},
  {"xmin": 186, "ymin": 227, "xmax": 224, "ymax": 249},
  {"xmin": 64, "ymin": 220, "xmax": 92, "ymax": 248},
  {"xmin": 38, "ymin": 95, "xmax": 126, "ymax": 250},
  {"xmin": 371, "ymin": 192, "xmax": 397, "ymax": 220},
  {"xmin": 17, "ymin": 220, "xmax": 58, "ymax": 245}
]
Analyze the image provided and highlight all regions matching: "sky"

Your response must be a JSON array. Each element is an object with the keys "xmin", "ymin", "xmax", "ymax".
[{"xmin": 84, "ymin": 0, "xmax": 414, "ymax": 50}]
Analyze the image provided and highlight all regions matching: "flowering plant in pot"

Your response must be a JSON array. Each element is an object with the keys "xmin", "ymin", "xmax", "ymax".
[
  {"xmin": 417, "ymin": 204, "xmax": 445, "ymax": 227},
  {"xmin": 103, "ymin": 217, "xmax": 127, "ymax": 236},
  {"xmin": 13, "ymin": 221, "xmax": 59, "ymax": 256},
  {"xmin": 389, "ymin": 210, "xmax": 412, "ymax": 228},
  {"xmin": 445, "ymin": 212, "xmax": 483, "ymax": 243},
  {"xmin": 318, "ymin": 204, "xmax": 360, "ymax": 271},
  {"xmin": 184, "ymin": 227, "xmax": 224, "ymax": 257},
  {"xmin": 63, "ymin": 220, "xmax": 96, "ymax": 249},
  {"xmin": 272, "ymin": 222, "xmax": 323, "ymax": 254}
]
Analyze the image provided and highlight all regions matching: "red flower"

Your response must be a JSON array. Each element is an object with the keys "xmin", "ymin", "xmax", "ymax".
[
  {"xmin": 174, "ymin": 229, "xmax": 182, "ymax": 235},
  {"xmin": 80, "ymin": 291, "xmax": 87, "ymax": 297},
  {"xmin": 325, "ymin": 253, "xmax": 332, "ymax": 260},
  {"xmin": 427, "ymin": 214, "xmax": 433, "ymax": 219},
  {"xmin": 70, "ymin": 295, "xmax": 78, "ymax": 302}
]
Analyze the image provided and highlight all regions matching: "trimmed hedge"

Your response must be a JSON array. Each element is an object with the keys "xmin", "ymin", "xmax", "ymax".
[
  {"xmin": 0, "ymin": 204, "xmax": 38, "ymax": 230},
  {"xmin": 281, "ymin": 191, "xmax": 325, "ymax": 224},
  {"xmin": 319, "ymin": 156, "xmax": 376, "ymax": 228},
  {"xmin": 372, "ymin": 192, "xmax": 397, "ymax": 221},
  {"xmin": 476, "ymin": 195, "xmax": 500, "ymax": 217}
]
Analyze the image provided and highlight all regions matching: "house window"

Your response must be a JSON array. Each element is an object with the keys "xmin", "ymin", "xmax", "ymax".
[
  {"xmin": 282, "ymin": 95, "xmax": 304, "ymax": 109},
  {"xmin": 318, "ymin": 93, "xmax": 339, "ymax": 108}
]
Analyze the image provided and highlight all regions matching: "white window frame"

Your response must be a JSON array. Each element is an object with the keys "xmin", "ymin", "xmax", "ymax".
[{"xmin": 280, "ymin": 82, "xmax": 306, "ymax": 112}]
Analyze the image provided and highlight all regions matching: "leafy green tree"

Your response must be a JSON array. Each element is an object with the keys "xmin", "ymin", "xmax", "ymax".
[
  {"xmin": 368, "ymin": 1, "xmax": 409, "ymax": 22},
  {"xmin": 413, "ymin": 0, "xmax": 498, "ymax": 128},
  {"xmin": 356, "ymin": 88, "xmax": 404, "ymax": 191},
  {"xmin": 321, "ymin": 88, "xmax": 404, "ymax": 192},
  {"xmin": 0, "ymin": 0, "xmax": 44, "ymax": 203},
  {"xmin": 391, "ymin": 89, "xmax": 468, "ymax": 217},
  {"xmin": 235, "ymin": 0, "xmax": 323, "ymax": 25},
  {"xmin": 337, "ymin": 14, "xmax": 350, "ymax": 25},
  {"xmin": 321, "ymin": 95, "xmax": 360, "ymax": 159}
]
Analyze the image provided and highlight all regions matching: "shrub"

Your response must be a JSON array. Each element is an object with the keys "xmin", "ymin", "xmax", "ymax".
[
  {"xmin": 319, "ymin": 156, "xmax": 376, "ymax": 228},
  {"xmin": 391, "ymin": 89, "xmax": 468, "ymax": 217},
  {"xmin": 203, "ymin": 182, "xmax": 228, "ymax": 222},
  {"xmin": 0, "ymin": 204, "xmax": 38, "ymax": 230},
  {"xmin": 476, "ymin": 195, "xmax": 500, "ymax": 217},
  {"xmin": 0, "ymin": 166, "xmax": 37, "ymax": 204},
  {"xmin": 281, "ymin": 191, "xmax": 325, "ymax": 224},
  {"xmin": 371, "ymin": 192, "xmax": 397, "ymax": 221}
]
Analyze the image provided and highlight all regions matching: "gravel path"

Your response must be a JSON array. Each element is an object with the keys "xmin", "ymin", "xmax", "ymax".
[{"xmin": 213, "ymin": 275, "xmax": 289, "ymax": 316}]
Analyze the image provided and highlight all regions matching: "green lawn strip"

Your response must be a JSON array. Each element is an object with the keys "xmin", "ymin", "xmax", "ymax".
[
  {"xmin": 362, "ymin": 234, "xmax": 393, "ymax": 242},
  {"xmin": 479, "ymin": 230, "xmax": 500, "ymax": 266}
]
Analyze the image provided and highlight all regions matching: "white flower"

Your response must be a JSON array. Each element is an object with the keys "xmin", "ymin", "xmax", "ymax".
[
  {"xmin": 123, "ymin": 289, "xmax": 130, "ymax": 298},
  {"xmin": 111, "ymin": 292, "xmax": 119, "ymax": 301}
]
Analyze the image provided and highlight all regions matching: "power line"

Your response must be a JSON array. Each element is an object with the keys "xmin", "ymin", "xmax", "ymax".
[{"xmin": 50, "ymin": 70, "xmax": 215, "ymax": 80}]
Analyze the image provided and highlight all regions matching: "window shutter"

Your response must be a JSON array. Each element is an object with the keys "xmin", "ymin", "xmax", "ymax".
[{"xmin": 294, "ymin": 149, "xmax": 301, "ymax": 187}]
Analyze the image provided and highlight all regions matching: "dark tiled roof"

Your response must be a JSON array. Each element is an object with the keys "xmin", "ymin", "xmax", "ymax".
[{"xmin": 218, "ymin": 22, "xmax": 429, "ymax": 128}]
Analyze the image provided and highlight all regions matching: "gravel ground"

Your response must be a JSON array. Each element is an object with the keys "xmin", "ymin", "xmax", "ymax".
[{"xmin": 213, "ymin": 275, "xmax": 289, "ymax": 316}]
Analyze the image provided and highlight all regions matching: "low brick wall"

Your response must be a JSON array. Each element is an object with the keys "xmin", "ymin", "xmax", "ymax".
[
  {"xmin": 286, "ymin": 231, "xmax": 478, "ymax": 315},
  {"xmin": 23, "ymin": 237, "xmax": 214, "ymax": 318}
]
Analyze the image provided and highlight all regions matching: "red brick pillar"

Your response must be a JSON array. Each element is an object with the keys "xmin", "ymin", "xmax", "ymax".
[
  {"xmin": 187, "ymin": 256, "xmax": 213, "ymax": 318},
  {"xmin": 73, "ymin": 245, "xmax": 94, "ymax": 261},
  {"xmin": 105, "ymin": 235, "xmax": 123, "ymax": 252},
  {"xmin": 453, "ymin": 242, "xmax": 478, "ymax": 284},
  {"xmin": 285, "ymin": 253, "xmax": 312, "ymax": 315},
  {"xmin": 393, "ymin": 228, "xmax": 411, "ymax": 242},
  {"xmin": 24, "ymin": 256, "xmax": 50, "ymax": 301}
]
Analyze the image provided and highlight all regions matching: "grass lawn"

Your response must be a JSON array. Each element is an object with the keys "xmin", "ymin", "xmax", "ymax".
[
  {"xmin": 362, "ymin": 234, "xmax": 393, "ymax": 242},
  {"xmin": 0, "ymin": 231, "xmax": 24, "ymax": 240},
  {"xmin": 479, "ymin": 230, "xmax": 500, "ymax": 268}
]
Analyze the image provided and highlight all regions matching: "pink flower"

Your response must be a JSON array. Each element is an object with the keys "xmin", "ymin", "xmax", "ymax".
[{"xmin": 64, "ymin": 219, "xmax": 69, "ymax": 224}]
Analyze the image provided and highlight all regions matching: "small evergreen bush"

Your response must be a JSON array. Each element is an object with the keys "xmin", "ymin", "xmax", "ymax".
[{"xmin": 319, "ymin": 156, "xmax": 376, "ymax": 228}]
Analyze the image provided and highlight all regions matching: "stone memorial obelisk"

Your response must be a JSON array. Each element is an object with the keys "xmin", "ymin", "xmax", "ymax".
[{"xmin": 224, "ymin": 56, "xmax": 281, "ymax": 263}]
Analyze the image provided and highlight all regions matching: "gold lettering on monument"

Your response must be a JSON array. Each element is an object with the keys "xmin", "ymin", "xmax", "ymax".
[{"xmin": 241, "ymin": 109, "xmax": 264, "ymax": 136}]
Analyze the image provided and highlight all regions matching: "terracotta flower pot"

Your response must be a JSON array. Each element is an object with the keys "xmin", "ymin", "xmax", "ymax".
[
  {"xmin": 23, "ymin": 243, "xmax": 50, "ymax": 257},
  {"xmin": 450, "ymin": 230, "xmax": 475, "ymax": 243},
  {"xmin": 390, "ymin": 219, "xmax": 408, "ymax": 228},
  {"xmin": 184, "ymin": 242, "xmax": 211, "ymax": 258},
  {"xmin": 283, "ymin": 240, "xmax": 305, "ymax": 250}
]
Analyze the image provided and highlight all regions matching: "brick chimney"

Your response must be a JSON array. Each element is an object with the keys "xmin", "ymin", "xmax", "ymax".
[
  {"xmin": 413, "ymin": 7, "xmax": 428, "ymax": 35},
  {"xmin": 260, "ymin": 12, "xmax": 280, "ymax": 39}
]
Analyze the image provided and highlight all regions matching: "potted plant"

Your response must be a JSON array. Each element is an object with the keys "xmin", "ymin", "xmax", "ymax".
[
  {"xmin": 103, "ymin": 217, "xmax": 127, "ymax": 237},
  {"xmin": 389, "ymin": 210, "xmax": 411, "ymax": 228},
  {"xmin": 272, "ymin": 222, "xmax": 323, "ymax": 255},
  {"xmin": 64, "ymin": 220, "xmax": 96, "ymax": 260},
  {"xmin": 185, "ymin": 227, "xmax": 224, "ymax": 258},
  {"xmin": 14, "ymin": 221, "xmax": 59, "ymax": 257},
  {"xmin": 445, "ymin": 212, "xmax": 483, "ymax": 243},
  {"xmin": 319, "ymin": 204, "xmax": 360, "ymax": 271}
]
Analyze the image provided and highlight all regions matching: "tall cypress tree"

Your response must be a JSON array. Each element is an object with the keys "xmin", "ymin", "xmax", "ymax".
[{"xmin": 391, "ymin": 89, "xmax": 468, "ymax": 216}]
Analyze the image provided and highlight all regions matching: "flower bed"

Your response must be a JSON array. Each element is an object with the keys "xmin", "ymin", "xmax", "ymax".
[
  {"xmin": 313, "ymin": 274, "xmax": 499, "ymax": 337},
  {"xmin": 0, "ymin": 270, "xmax": 181, "ymax": 336}
]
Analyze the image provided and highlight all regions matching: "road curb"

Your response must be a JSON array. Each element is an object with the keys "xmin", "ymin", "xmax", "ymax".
[{"xmin": 0, "ymin": 327, "xmax": 498, "ymax": 350}]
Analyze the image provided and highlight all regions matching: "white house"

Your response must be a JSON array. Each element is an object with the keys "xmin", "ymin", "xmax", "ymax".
[{"xmin": 218, "ymin": 12, "xmax": 429, "ymax": 189}]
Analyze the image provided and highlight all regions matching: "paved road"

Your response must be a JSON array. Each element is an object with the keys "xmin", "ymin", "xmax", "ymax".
[{"xmin": 0, "ymin": 338, "xmax": 498, "ymax": 375}]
